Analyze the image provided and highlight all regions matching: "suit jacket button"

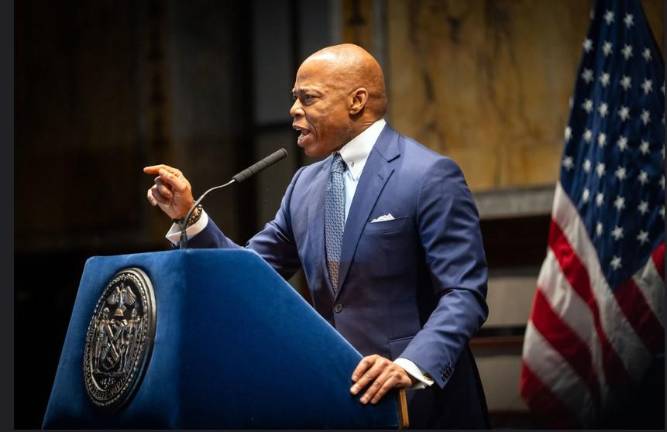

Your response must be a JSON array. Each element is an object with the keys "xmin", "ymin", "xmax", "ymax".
[{"xmin": 334, "ymin": 304, "xmax": 343, "ymax": 313}]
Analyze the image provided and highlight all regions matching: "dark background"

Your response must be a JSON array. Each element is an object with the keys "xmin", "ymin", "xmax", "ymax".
[{"xmin": 15, "ymin": 0, "xmax": 312, "ymax": 427}]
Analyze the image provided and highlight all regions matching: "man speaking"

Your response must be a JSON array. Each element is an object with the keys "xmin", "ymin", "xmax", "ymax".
[{"xmin": 144, "ymin": 43, "xmax": 489, "ymax": 428}]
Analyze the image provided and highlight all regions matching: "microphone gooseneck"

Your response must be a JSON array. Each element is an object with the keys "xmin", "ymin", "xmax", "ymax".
[
  {"xmin": 178, "ymin": 179, "xmax": 235, "ymax": 249},
  {"xmin": 178, "ymin": 148, "xmax": 288, "ymax": 249}
]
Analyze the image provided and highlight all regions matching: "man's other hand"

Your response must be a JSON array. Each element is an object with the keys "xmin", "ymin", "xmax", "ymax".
[
  {"xmin": 350, "ymin": 355, "xmax": 414, "ymax": 404},
  {"xmin": 143, "ymin": 164, "xmax": 194, "ymax": 220}
]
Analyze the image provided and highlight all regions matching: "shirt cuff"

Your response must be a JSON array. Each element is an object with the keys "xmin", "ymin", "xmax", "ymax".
[
  {"xmin": 165, "ymin": 210, "xmax": 210, "ymax": 245},
  {"xmin": 394, "ymin": 358, "xmax": 434, "ymax": 390}
]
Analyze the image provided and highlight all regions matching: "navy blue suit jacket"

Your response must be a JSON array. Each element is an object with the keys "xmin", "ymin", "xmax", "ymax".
[{"xmin": 190, "ymin": 125, "xmax": 490, "ymax": 428}]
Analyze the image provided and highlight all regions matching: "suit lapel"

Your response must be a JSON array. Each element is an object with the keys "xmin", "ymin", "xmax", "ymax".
[{"xmin": 335, "ymin": 126, "xmax": 400, "ymax": 298}]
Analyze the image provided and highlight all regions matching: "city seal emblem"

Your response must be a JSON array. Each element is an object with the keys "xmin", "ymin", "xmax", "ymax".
[{"xmin": 83, "ymin": 267, "xmax": 156, "ymax": 409}]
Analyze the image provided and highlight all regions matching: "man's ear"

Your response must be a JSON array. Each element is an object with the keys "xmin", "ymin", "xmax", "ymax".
[{"xmin": 349, "ymin": 88, "xmax": 369, "ymax": 115}]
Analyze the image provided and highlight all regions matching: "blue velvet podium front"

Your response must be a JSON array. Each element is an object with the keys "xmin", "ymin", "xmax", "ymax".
[{"xmin": 43, "ymin": 249, "xmax": 399, "ymax": 428}]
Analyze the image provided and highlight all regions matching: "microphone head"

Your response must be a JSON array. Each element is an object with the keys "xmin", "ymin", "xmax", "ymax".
[
  {"xmin": 232, "ymin": 148, "xmax": 288, "ymax": 183},
  {"xmin": 265, "ymin": 148, "xmax": 288, "ymax": 164}
]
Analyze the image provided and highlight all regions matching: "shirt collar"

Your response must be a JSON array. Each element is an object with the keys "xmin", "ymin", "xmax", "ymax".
[{"xmin": 337, "ymin": 118, "xmax": 386, "ymax": 180}]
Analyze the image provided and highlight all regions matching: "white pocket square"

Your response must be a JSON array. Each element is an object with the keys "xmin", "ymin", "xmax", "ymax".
[{"xmin": 370, "ymin": 213, "xmax": 395, "ymax": 223}]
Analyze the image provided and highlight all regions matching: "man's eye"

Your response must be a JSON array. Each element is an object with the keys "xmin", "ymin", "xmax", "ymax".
[{"xmin": 302, "ymin": 94, "xmax": 314, "ymax": 103}]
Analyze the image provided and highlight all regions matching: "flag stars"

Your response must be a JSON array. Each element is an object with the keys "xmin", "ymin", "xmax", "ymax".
[
  {"xmin": 660, "ymin": 176, "xmax": 665, "ymax": 190},
  {"xmin": 662, "ymin": 83, "xmax": 665, "ymax": 94},
  {"xmin": 582, "ymin": 188, "xmax": 590, "ymax": 203},
  {"xmin": 598, "ymin": 133, "xmax": 607, "ymax": 147},
  {"xmin": 583, "ymin": 129, "xmax": 593, "ymax": 142},
  {"xmin": 596, "ymin": 192, "xmax": 604, "ymax": 207},
  {"xmin": 564, "ymin": 126, "xmax": 572, "ymax": 142},
  {"xmin": 639, "ymin": 140, "xmax": 650, "ymax": 154},
  {"xmin": 602, "ymin": 41, "xmax": 613, "ymax": 56},
  {"xmin": 638, "ymin": 171, "xmax": 649, "ymax": 185},
  {"xmin": 562, "ymin": 156, "xmax": 574, "ymax": 170},
  {"xmin": 596, "ymin": 162, "xmax": 606, "ymax": 177},
  {"xmin": 611, "ymin": 226, "xmax": 624, "ymax": 240},
  {"xmin": 615, "ymin": 166, "xmax": 626, "ymax": 180},
  {"xmin": 583, "ymin": 38, "xmax": 593, "ymax": 52},
  {"xmin": 638, "ymin": 200, "xmax": 649, "ymax": 214},
  {"xmin": 618, "ymin": 106, "xmax": 630, "ymax": 121},
  {"xmin": 642, "ymin": 48, "xmax": 652, "ymax": 61},
  {"xmin": 600, "ymin": 72, "xmax": 611, "ymax": 87},
  {"xmin": 583, "ymin": 159, "xmax": 592, "ymax": 172},
  {"xmin": 641, "ymin": 110, "xmax": 651, "ymax": 125},
  {"xmin": 610, "ymin": 256, "xmax": 622, "ymax": 270},
  {"xmin": 661, "ymin": 207, "xmax": 666, "ymax": 219},
  {"xmin": 596, "ymin": 222, "xmax": 604, "ymax": 236},
  {"xmin": 621, "ymin": 44, "xmax": 633, "ymax": 60},
  {"xmin": 581, "ymin": 68, "xmax": 594, "ymax": 83},
  {"xmin": 641, "ymin": 79, "xmax": 653, "ymax": 94},
  {"xmin": 637, "ymin": 230, "xmax": 649, "ymax": 245},
  {"xmin": 613, "ymin": 196, "xmax": 625, "ymax": 211},
  {"xmin": 604, "ymin": 10, "xmax": 615, "ymax": 24},
  {"xmin": 624, "ymin": 13, "xmax": 634, "ymax": 28},
  {"xmin": 617, "ymin": 136, "xmax": 628, "ymax": 151},
  {"xmin": 620, "ymin": 75, "xmax": 632, "ymax": 90},
  {"xmin": 598, "ymin": 103, "xmax": 609, "ymax": 118},
  {"xmin": 582, "ymin": 99, "xmax": 593, "ymax": 113}
]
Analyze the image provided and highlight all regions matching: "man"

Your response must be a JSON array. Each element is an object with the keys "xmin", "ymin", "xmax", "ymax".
[{"xmin": 144, "ymin": 44, "xmax": 489, "ymax": 428}]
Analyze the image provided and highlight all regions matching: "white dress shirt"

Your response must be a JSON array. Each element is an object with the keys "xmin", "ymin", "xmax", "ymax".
[{"xmin": 166, "ymin": 118, "xmax": 434, "ymax": 389}]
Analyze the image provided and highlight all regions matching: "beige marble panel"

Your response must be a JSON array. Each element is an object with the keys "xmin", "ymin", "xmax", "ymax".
[
  {"xmin": 342, "ymin": 0, "xmax": 376, "ymax": 48},
  {"xmin": 485, "ymin": 273, "xmax": 538, "ymax": 327},
  {"xmin": 385, "ymin": 0, "xmax": 663, "ymax": 191},
  {"xmin": 475, "ymin": 354, "xmax": 528, "ymax": 411}
]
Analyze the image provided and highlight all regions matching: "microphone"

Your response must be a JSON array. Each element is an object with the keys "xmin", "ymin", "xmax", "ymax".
[
  {"xmin": 232, "ymin": 148, "xmax": 288, "ymax": 183},
  {"xmin": 178, "ymin": 148, "xmax": 288, "ymax": 249}
]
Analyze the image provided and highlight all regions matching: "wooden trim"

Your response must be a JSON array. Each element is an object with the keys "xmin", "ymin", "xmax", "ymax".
[
  {"xmin": 396, "ymin": 388, "xmax": 409, "ymax": 429},
  {"xmin": 470, "ymin": 335, "xmax": 524, "ymax": 349}
]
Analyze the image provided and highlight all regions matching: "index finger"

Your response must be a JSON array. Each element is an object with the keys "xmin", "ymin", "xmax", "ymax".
[{"xmin": 143, "ymin": 164, "xmax": 177, "ymax": 175}]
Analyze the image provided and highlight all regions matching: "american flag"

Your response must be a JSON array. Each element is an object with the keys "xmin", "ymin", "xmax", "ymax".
[{"xmin": 519, "ymin": 0, "xmax": 665, "ymax": 427}]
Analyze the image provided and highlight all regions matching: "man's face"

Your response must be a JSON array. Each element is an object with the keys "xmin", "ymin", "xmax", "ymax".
[{"xmin": 290, "ymin": 59, "xmax": 352, "ymax": 158}]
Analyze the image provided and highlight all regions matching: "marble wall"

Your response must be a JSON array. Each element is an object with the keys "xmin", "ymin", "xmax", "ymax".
[{"xmin": 344, "ymin": 0, "xmax": 664, "ymax": 191}]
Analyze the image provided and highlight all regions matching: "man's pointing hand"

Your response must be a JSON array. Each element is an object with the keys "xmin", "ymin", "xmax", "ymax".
[{"xmin": 143, "ymin": 164, "xmax": 194, "ymax": 220}]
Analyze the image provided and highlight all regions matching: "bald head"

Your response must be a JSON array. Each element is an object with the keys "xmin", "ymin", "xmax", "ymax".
[
  {"xmin": 289, "ymin": 44, "xmax": 388, "ymax": 157},
  {"xmin": 301, "ymin": 44, "xmax": 387, "ymax": 118}
]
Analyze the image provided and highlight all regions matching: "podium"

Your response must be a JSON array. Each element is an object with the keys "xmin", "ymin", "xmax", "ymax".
[{"xmin": 43, "ymin": 249, "xmax": 401, "ymax": 429}]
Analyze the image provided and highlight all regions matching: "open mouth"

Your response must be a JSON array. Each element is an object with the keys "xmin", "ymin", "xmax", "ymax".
[{"xmin": 293, "ymin": 124, "xmax": 312, "ymax": 146}]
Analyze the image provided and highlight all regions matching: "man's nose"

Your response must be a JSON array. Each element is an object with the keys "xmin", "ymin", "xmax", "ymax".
[{"xmin": 289, "ymin": 99, "xmax": 303, "ymax": 118}]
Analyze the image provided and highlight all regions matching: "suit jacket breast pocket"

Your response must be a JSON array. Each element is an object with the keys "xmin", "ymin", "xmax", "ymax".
[
  {"xmin": 363, "ymin": 216, "xmax": 410, "ymax": 236},
  {"xmin": 358, "ymin": 217, "xmax": 412, "ymax": 277}
]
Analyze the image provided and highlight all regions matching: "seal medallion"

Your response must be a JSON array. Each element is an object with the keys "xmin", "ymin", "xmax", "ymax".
[{"xmin": 83, "ymin": 267, "xmax": 156, "ymax": 409}]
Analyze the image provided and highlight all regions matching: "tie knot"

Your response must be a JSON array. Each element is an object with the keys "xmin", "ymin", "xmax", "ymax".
[{"xmin": 331, "ymin": 153, "xmax": 346, "ymax": 174}]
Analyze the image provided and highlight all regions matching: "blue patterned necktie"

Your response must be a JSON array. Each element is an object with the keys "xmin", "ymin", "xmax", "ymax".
[{"xmin": 325, "ymin": 153, "xmax": 346, "ymax": 293}]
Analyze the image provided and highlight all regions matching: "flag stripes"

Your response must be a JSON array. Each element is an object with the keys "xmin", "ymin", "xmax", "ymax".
[{"xmin": 522, "ymin": 184, "xmax": 664, "ymax": 424}]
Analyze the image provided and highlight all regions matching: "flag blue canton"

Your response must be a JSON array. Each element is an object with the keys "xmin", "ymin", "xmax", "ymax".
[{"xmin": 559, "ymin": 0, "xmax": 665, "ymax": 288}]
